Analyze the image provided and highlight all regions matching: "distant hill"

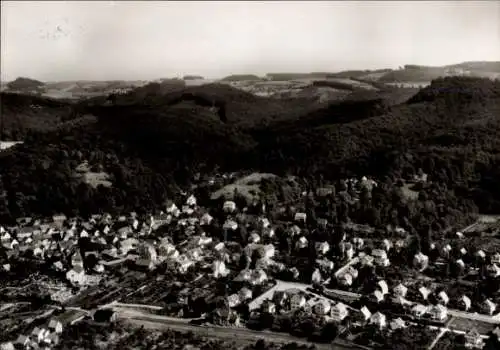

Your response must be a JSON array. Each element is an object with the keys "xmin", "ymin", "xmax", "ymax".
[
  {"xmin": 183, "ymin": 75, "xmax": 204, "ymax": 80},
  {"xmin": 221, "ymin": 74, "xmax": 262, "ymax": 82},
  {"xmin": 6, "ymin": 77, "xmax": 45, "ymax": 91}
]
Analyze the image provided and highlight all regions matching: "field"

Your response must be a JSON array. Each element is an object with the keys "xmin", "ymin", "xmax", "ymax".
[
  {"xmin": 447, "ymin": 317, "xmax": 496, "ymax": 334},
  {"xmin": 211, "ymin": 172, "xmax": 277, "ymax": 202}
]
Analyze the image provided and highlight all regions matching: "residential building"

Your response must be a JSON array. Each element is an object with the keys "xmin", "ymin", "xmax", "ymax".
[
  {"xmin": 377, "ymin": 280, "xmax": 389, "ymax": 295},
  {"xmin": 296, "ymin": 236, "xmax": 308, "ymax": 250},
  {"xmin": 390, "ymin": 318, "xmax": 407, "ymax": 331},
  {"xmin": 372, "ymin": 249, "xmax": 390, "ymax": 266},
  {"xmin": 393, "ymin": 283, "xmax": 408, "ymax": 298},
  {"xmin": 238, "ymin": 287, "xmax": 253, "ymax": 301},
  {"xmin": 294, "ymin": 212, "xmax": 307, "ymax": 223},
  {"xmin": 213, "ymin": 260, "xmax": 229, "ymax": 278},
  {"xmin": 429, "ymin": 305, "xmax": 448, "ymax": 322},
  {"xmin": 413, "ymin": 252, "xmax": 429, "ymax": 271},
  {"xmin": 315, "ymin": 241, "xmax": 330, "ymax": 255},
  {"xmin": 261, "ymin": 300, "xmax": 276, "ymax": 314},
  {"xmin": 48, "ymin": 319, "xmax": 63, "ymax": 334},
  {"xmin": 223, "ymin": 201, "xmax": 237, "ymax": 213},
  {"xmin": 436, "ymin": 291, "xmax": 449, "ymax": 305},
  {"xmin": 250, "ymin": 269, "xmax": 268, "ymax": 285},
  {"xmin": 482, "ymin": 299, "xmax": 496, "ymax": 315},
  {"xmin": 289, "ymin": 293, "xmax": 306, "ymax": 310},
  {"xmin": 459, "ymin": 295, "xmax": 472, "ymax": 311},
  {"xmin": 491, "ymin": 253, "xmax": 500, "ymax": 265},
  {"xmin": 330, "ymin": 302, "xmax": 349, "ymax": 322},
  {"xmin": 369, "ymin": 312, "xmax": 387, "ymax": 329},
  {"xmin": 313, "ymin": 300, "xmax": 331, "ymax": 315},
  {"xmin": 464, "ymin": 329, "xmax": 484, "ymax": 349},
  {"xmin": 223, "ymin": 219, "xmax": 238, "ymax": 231},
  {"xmin": 372, "ymin": 290, "xmax": 384, "ymax": 303},
  {"xmin": 418, "ymin": 286, "xmax": 431, "ymax": 301},
  {"xmin": 412, "ymin": 304, "xmax": 428, "ymax": 318}
]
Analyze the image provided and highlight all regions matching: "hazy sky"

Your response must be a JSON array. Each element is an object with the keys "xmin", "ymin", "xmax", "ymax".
[{"xmin": 1, "ymin": 1, "xmax": 499, "ymax": 81}]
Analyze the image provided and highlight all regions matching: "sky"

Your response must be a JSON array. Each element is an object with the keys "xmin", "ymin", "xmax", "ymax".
[{"xmin": 1, "ymin": 1, "xmax": 499, "ymax": 82}]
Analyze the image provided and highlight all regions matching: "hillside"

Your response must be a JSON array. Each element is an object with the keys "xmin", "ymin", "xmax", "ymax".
[
  {"xmin": 0, "ymin": 92, "xmax": 75, "ymax": 139},
  {"xmin": 221, "ymin": 74, "xmax": 262, "ymax": 81},
  {"xmin": 0, "ymin": 77, "xmax": 499, "ymax": 220},
  {"xmin": 6, "ymin": 77, "xmax": 45, "ymax": 91},
  {"xmin": 378, "ymin": 61, "xmax": 500, "ymax": 83}
]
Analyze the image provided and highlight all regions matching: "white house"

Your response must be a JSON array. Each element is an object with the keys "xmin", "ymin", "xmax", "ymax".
[
  {"xmin": 186, "ymin": 194, "xmax": 197, "ymax": 207},
  {"xmin": 223, "ymin": 201, "xmax": 237, "ymax": 213},
  {"xmin": 48, "ymin": 319, "xmax": 63, "ymax": 334},
  {"xmin": 429, "ymin": 305, "xmax": 448, "ymax": 321},
  {"xmin": 315, "ymin": 241, "xmax": 330, "ymax": 255},
  {"xmin": 227, "ymin": 294, "xmax": 240, "ymax": 308},
  {"xmin": 213, "ymin": 260, "xmax": 229, "ymax": 278},
  {"xmin": 413, "ymin": 252, "xmax": 429, "ymax": 271},
  {"xmin": 438, "ymin": 291, "xmax": 449, "ymax": 306},
  {"xmin": 482, "ymin": 299, "xmax": 496, "ymax": 315},
  {"xmin": 311, "ymin": 268, "xmax": 322, "ymax": 284},
  {"xmin": 313, "ymin": 300, "xmax": 331, "ymax": 315},
  {"xmin": 491, "ymin": 253, "xmax": 500, "ymax": 265},
  {"xmin": 290, "ymin": 293, "xmax": 307, "ymax": 310},
  {"xmin": 359, "ymin": 306, "xmax": 372, "ymax": 322},
  {"xmin": 250, "ymin": 269, "xmax": 268, "ymax": 285},
  {"xmin": 487, "ymin": 264, "xmax": 500, "ymax": 278},
  {"xmin": 418, "ymin": 286, "xmax": 431, "ymax": 301},
  {"xmin": 393, "ymin": 283, "xmax": 408, "ymax": 298},
  {"xmin": 465, "ymin": 329, "xmax": 484, "ymax": 349},
  {"xmin": 238, "ymin": 287, "xmax": 253, "ymax": 301},
  {"xmin": 330, "ymin": 302, "xmax": 349, "ymax": 322},
  {"xmin": 338, "ymin": 273, "xmax": 353, "ymax": 287},
  {"xmin": 412, "ymin": 304, "xmax": 428, "ymax": 318},
  {"xmin": 373, "ymin": 290, "xmax": 385, "ymax": 303},
  {"xmin": 377, "ymin": 280, "xmax": 389, "ymax": 295},
  {"xmin": 296, "ymin": 236, "xmax": 308, "ymax": 250},
  {"xmin": 372, "ymin": 249, "xmax": 390, "ymax": 267},
  {"xmin": 66, "ymin": 266, "xmax": 85, "ymax": 286},
  {"xmin": 294, "ymin": 212, "xmax": 307, "ymax": 223},
  {"xmin": 223, "ymin": 219, "xmax": 238, "ymax": 231},
  {"xmin": 390, "ymin": 318, "xmax": 407, "ymax": 331},
  {"xmin": 459, "ymin": 295, "xmax": 472, "ymax": 311},
  {"xmin": 200, "ymin": 213, "xmax": 213, "ymax": 226},
  {"xmin": 369, "ymin": 312, "xmax": 387, "ymax": 329}
]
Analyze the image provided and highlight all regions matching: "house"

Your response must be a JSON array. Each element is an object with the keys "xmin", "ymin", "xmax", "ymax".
[
  {"xmin": 272, "ymin": 291, "xmax": 288, "ymax": 307},
  {"xmin": 491, "ymin": 253, "xmax": 500, "ymax": 265},
  {"xmin": 200, "ymin": 213, "xmax": 214, "ymax": 226},
  {"xmin": 223, "ymin": 201, "xmax": 236, "ymax": 213},
  {"xmin": 464, "ymin": 329, "xmax": 484, "ymax": 349},
  {"xmin": 289, "ymin": 292, "xmax": 307, "ymax": 310},
  {"xmin": 438, "ymin": 291, "xmax": 449, "ymax": 305},
  {"xmin": 382, "ymin": 239, "xmax": 393, "ymax": 252},
  {"xmin": 390, "ymin": 318, "xmax": 407, "ymax": 331},
  {"xmin": 393, "ymin": 283, "xmax": 408, "ymax": 298},
  {"xmin": 482, "ymin": 299, "xmax": 496, "ymax": 315},
  {"xmin": 238, "ymin": 287, "xmax": 253, "ymax": 301},
  {"xmin": 250, "ymin": 269, "xmax": 268, "ymax": 285},
  {"xmin": 0, "ymin": 342, "xmax": 14, "ymax": 350},
  {"xmin": 315, "ymin": 241, "xmax": 330, "ymax": 255},
  {"xmin": 377, "ymin": 280, "xmax": 389, "ymax": 295},
  {"xmin": 261, "ymin": 300, "xmax": 276, "ymax": 314},
  {"xmin": 313, "ymin": 300, "xmax": 331, "ymax": 315},
  {"xmin": 316, "ymin": 258, "xmax": 335, "ymax": 272},
  {"xmin": 338, "ymin": 273, "xmax": 353, "ymax": 286},
  {"xmin": 296, "ymin": 236, "xmax": 308, "ymax": 250},
  {"xmin": 372, "ymin": 249, "xmax": 390, "ymax": 266},
  {"xmin": 176, "ymin": 255, "xmax": 194, "ymax": 274},
  {"xmin": 249, "ymin": 233, "xmax": 261, "ymax": 244},
  {"xmin": 344, "ymin": 243, "xmax": 355, "ymax": 261},
  {"xmin": 193, "ymin": 233, "xmax": 213, "ymax": 247},
  {"xmin": 66, "ymin": 266, "xmax": 85, "ymax": 285},
  {"xmin": 460, "ymin": 247, "xmax": 468, "ymax": 256},
  {"xmin": 418, "ymin": 286, "xmax": 431, "ymax": 301},
  {"xmin": 258, "ymin": 244, "xmax": 275, "ymax": 259},
  {"xmin": 429, "ymin": 305, "xmax": 448, "ymax": 322},
  {"xmin": 235, "ymin": 269, "xmax": 252, "ymax": 282},
  {"xmin": 14, "ymin": 335, "xmax": 30, "ymax": 348},
  {"xmin": 182, "ymin": 205, "xmax": 194, "ymax": 215},
  {"xmin": 223, "ymin": 219, "xmax": 238, "ymax": 231},
  {"xmin": 311, "ymin": 268, "xmax": 322, "ymax": 284},
  {"xmin": 476, "ymin": 250, "xmax": 486, "ymax": 260},
  {"xmin": 487, "ymin": 264, "xmax": 500, "ymax": 278},
  {"xmin": 459, "ymin": 295, "xmax": 472, "ymax": 311},
  {"xmin": 317, "ymin": 218, "xmax": 328, "ymax": 229},
  {"xmin": 213, "ymin": 260, "xmax": 229, "ymax": 278},
  {"xmin": 413, "ymin": 252, "xmax": 429, "ymax": 271},
  {"xmin": 227, "ymin": 294, "xmax": 240, "ymax": 308},
  {"xmin": 262, "ymin": 227, "xmax": 275, "ymax": 239},
  {"xmin": 48, "ymin": 319, "xmax": 63, "ymax": 334},
  {"xmin": 1, "ymin": 232, "xmax": 11, "ymax": 241},
  {"xmin": 360, "ymin": 254, "xmax": 374, "ymax": 266},
  {"xmin": 353, "ymin": 237, "xmax": 364, "ymax": 250},
  {"xmin": 186, "ymin": 194, "xmax": 197, "ymax": 207},
  {"xmin": 442, "ymin": 244, "xmax": 452, "ymax": 257},
  {"xmin": 294, "ymin": 212, "xmax": 307, "ymax": 223},
  {"xmin": 331, "ymin": 302, "xmax": 349, "ymax": 322},
  {"xmin": 359, "ymin": 306, "xmax": 372, "ymax": 322},
  {"xmin": 372, "ymin": 290, "xmax": 385, "ymax": 303},
  {"xmin": 369, "ymin": 312, "xmax": 387, "ymax": 329},
  {"xmin": 289, "ymin": 225, "xmax": 301, "ymax": 236},
  {"xmin": 31, "ymin": 327, "xmax": 48, "ymax": 344},
  {"xmin": 412, "ymin": 304, "xmax": 428, "ymax": 318}
]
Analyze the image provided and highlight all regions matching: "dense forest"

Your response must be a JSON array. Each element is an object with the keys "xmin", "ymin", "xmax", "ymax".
[{"xmin": 0, "ymin": 77, "xmax": 499, "ymax": 224}]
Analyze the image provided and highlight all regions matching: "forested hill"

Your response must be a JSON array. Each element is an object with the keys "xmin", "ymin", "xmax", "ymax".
[{"xmin": 0, "ymin": 77, "xmax": 499, "ymax": 221}]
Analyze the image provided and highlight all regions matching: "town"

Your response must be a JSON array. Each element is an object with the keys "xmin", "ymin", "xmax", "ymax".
[{"xmin": 1, "ymin": 170, "xmax": 500, "ymax": 350}]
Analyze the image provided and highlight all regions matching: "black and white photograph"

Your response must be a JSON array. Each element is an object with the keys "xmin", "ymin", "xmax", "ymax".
[{"xmin": 1, "ymin": 1, "xmax": 500, "ymax": 349}]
